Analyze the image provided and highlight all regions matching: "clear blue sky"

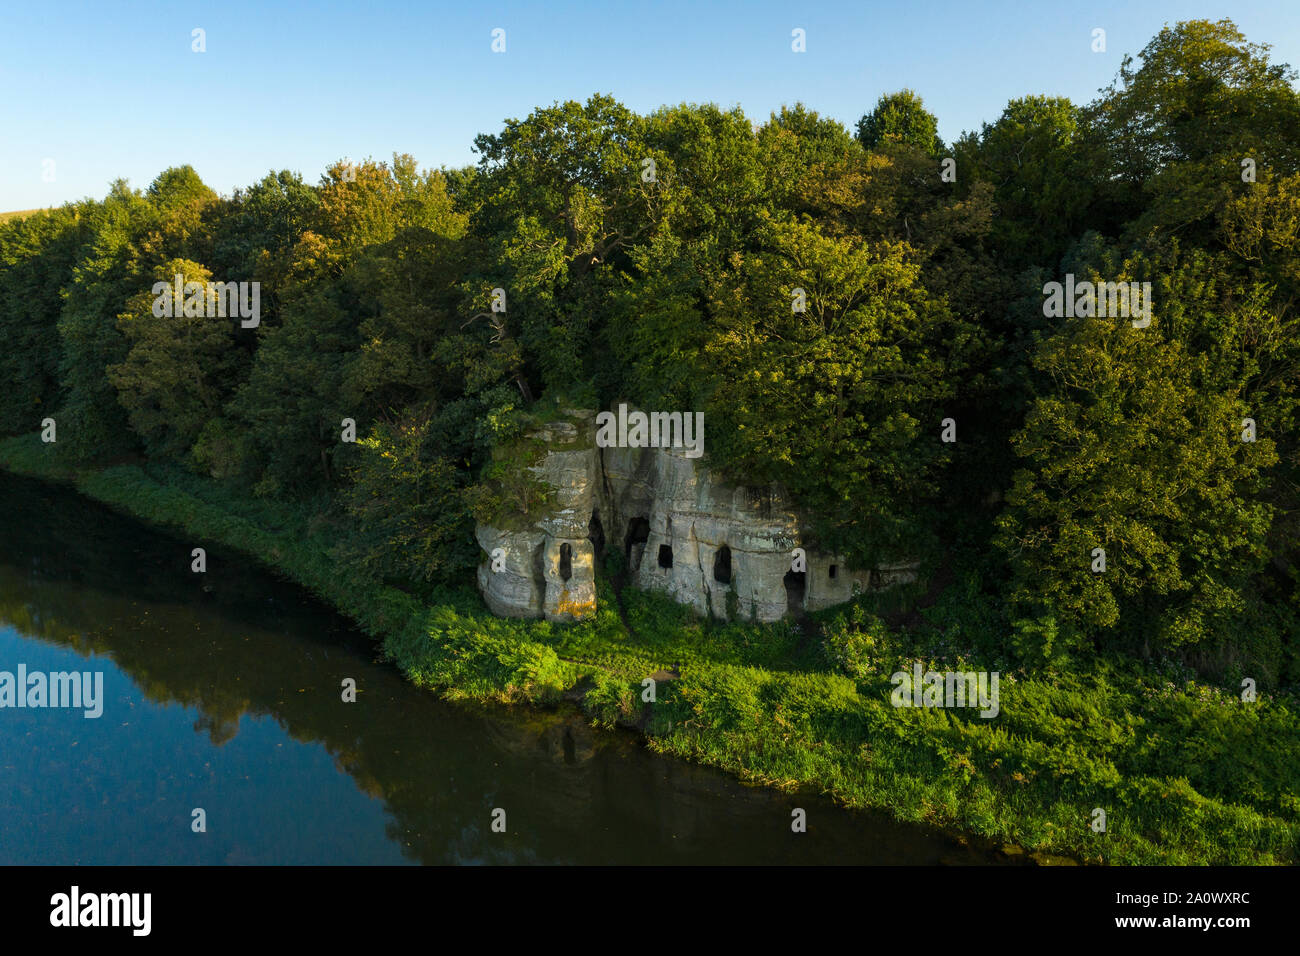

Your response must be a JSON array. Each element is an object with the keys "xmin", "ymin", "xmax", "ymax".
[{"xmin": 2, "ymin": 0, "xmax": 1298, "ymax": 211}]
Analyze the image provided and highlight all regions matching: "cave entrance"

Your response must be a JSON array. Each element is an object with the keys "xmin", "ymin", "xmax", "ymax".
[
  {"xmin": 625, "ymin": 516, "xmax": 650, "ymax": 571},
  {"xmin": 658, "ymin": 544, "xmax": 674, "ymax": 569},
  {"xmin": 559, "ymin": 542, "xmax": 572, "ymax": 582},
  {"xmin": 713, "ymin": 545, "xmax": 732, "ymax": 585},
  {"xmin": 783, "ymin": 569, "xmax": 806, "ymax": 616},
  {"xmin": 588, "ymin": 510, "xmax": 606, "ymax": 560}
]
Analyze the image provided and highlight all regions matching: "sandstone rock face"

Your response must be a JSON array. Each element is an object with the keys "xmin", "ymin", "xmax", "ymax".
[
  {"xmin": 603, "ymin": 443, "xmax": 799, "ymax": 622},
  {"xmin": 474, "ymin": 408, "xmax": 918, "ymax": 622},
  {"xmin": 528, "ymin": 420, "xmax": 601, "ymax": 622},
  {"xmin": 474, "ymin": 418, "xmax": 601, "ymax": 623},
  {"xmin": 475, "ymin": 525, "xmax": 545, "ymax": 619},
  {"xmin": 542, "ymin": 536, "xmax": 596, "ymax": 622}
]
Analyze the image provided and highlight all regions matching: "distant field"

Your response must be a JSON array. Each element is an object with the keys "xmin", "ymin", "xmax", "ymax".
[{"xmin": 0, "ymin": 209, "xmax": 45, "ymax": 222}]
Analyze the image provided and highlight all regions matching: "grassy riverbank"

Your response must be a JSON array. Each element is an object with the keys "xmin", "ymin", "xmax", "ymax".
[{"xmin": 3, "ymin": 433, "xmax": 1297, "ymax": 865}]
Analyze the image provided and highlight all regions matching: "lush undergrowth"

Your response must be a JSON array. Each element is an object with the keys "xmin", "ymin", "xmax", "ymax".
[{"xmin": 4, "ymin": 432, "xmax": 1297, "ymax": 866}]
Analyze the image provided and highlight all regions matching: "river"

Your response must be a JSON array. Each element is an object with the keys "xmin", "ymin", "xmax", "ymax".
[{"xmin": 0, "ymin": 471, "xmax": 1006, "ymax": 864}]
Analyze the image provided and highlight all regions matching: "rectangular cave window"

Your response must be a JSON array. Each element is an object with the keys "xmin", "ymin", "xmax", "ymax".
[
  {"xmin": 829, "ymin": 564, "xmax": 837, "ymax": 580},
  {"xmin": 625, "ymin": 516, "xmax": 650, "ymax": 563},
  {"xmin": 588, "ymin": 510, "xmax": 605, "ymax": 560},
  {"xmin": 658, "ymin": 544, "xmax": 674, "ymax": 569},
  {"xmin": 559, "ymin": 542, "xmax": 572, "ymax": 582},
  {"xmin": 713, "ymin": 544, "xmax": 732, "ymax": 584},
  {"xmin": 784, "ymin": 569, "xmax": 806, "ymax": 615}
]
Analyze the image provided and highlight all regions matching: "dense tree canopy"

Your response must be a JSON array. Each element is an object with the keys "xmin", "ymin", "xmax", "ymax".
[
  {"xmin": 855, "ymin": 89, "xmax": 943, "ymax": 154},
  {"xmin": 0, "ymin": 18, "xmax": 1295, "ymax": 682}
]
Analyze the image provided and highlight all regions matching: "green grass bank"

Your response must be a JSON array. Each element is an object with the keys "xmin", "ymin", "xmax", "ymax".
[{"xmin": 2, "ymin": 433, "xmax": 1296, "ymax": 866}]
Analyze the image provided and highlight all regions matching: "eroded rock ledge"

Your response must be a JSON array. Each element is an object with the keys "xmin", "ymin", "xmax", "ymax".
[{"xmin": 475, "ymin": 409, "xmax": 917, "ymax": 623}]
